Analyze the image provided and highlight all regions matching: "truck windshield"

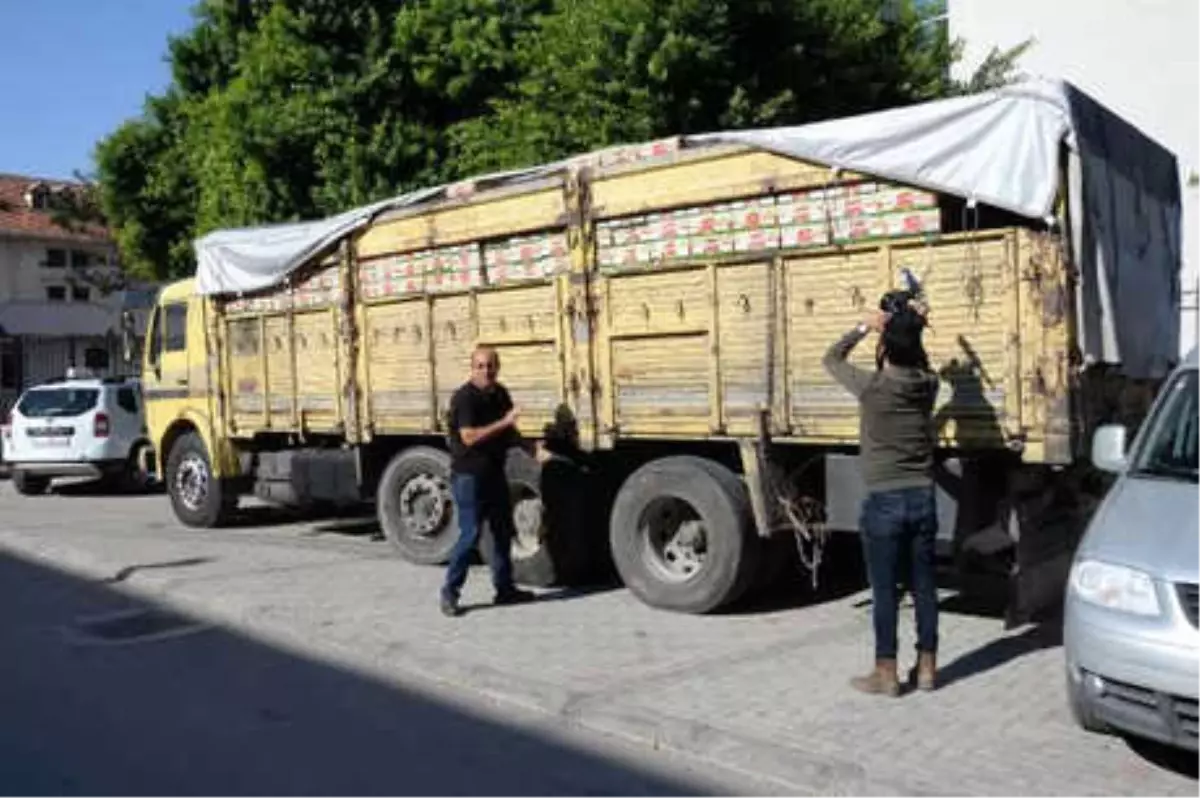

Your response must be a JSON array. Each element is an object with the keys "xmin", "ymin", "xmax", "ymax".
[
  {"xmin": 17, "ymin": 388, "xmax": 100, "ymax": 419},
  {"xmin": 1132, "ymin": 370, "xmax": 1198, "ymax": 483}
]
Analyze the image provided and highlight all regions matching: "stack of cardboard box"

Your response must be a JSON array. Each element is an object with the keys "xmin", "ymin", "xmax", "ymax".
[
  {"xmin": 572, "ymin": 137, "xmax": 680, "ymax": 172},
  {"xmin": 291, "ymin": 264, "xmax": 341, "ymax": 309},
  {"xmin": 358, "ymin": 243, "xmax": 484, "ymax": 299},
  {"xmin": 483, "ymin": 232, "xmax": 571, "ymax": 283},
  {"xmin": 595, "ymin": 181, "xmax": 940, "ymax": 271}
]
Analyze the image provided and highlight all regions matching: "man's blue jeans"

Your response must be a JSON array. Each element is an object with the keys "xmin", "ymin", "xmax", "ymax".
[
  {"xmin": 442, "ymin": 471, "xmax": 515, "ymax": 601},
  {"xmin": 860, "ymin": 486, "xmax": 939, "ymax": 660}
]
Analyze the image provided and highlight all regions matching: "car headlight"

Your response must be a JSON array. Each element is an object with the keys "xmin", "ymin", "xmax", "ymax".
[{"xmin": 1069, "ymin": 559, "xmax": 1162, "ymax": 617}]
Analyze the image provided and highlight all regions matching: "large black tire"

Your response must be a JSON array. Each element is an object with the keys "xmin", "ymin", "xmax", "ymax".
[
  {"xmin": 12, "ymin": 470, "xmax": 50, "ymax": 496},
  {"xmin": 377, "ymin": 447, "xmax": 458, "ymax": 566},
  {"xmin": 479, "ymin": 449, "xmax": 601, "ymax": 587},
  {"xmin": 609, "ymin": 456, "xmax": 760, "ymax": 614},
  {"xmin": 165, "ymin": 432, "xmax": 237, "ymax": 528}
]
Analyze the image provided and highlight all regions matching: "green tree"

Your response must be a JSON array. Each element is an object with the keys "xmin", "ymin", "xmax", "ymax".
[
  {"xmin": 451, "ymin": 0, "xmax": 956, "ymax": 174},
  {"xmin": 94, "ymin": 0, "xmax": 975, "ymax": 282},
  {"xmin": 95, "ymin": 92, "xmax": 197, "ymax": 281},
  {"xmin": 946, "ymin": 38, "xmax": 1035, "ymax": 96}
]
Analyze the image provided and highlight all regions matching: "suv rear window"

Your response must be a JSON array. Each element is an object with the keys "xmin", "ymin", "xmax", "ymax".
[{"xmin": 17, "ymin": 388, "xmax": 100, "ymax": 419}]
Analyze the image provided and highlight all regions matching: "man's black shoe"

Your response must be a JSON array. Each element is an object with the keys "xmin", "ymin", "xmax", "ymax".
[
  {"xmin": 440, "ymin": 593, "xmax": 462, "ymax": 617},
  {"xmin": 494, "ymin": 587, "xmax": 536, "ymax": 606}
]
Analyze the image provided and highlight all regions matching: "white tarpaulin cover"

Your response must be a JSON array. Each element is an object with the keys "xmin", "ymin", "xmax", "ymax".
[{"xmin": 194, "ymin": 77, "xmax": 1181, "ymax": 377}]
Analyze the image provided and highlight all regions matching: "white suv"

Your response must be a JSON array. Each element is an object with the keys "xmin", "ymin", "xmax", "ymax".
[{"xmin": 1, "ymin": 376, "xmax": 154, "ymax": 495}]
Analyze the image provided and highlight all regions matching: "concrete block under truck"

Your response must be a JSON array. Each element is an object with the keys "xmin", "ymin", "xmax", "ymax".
[{"xmin": 133, "ymin": 79, "xmax": 1182, "ymax": 619}]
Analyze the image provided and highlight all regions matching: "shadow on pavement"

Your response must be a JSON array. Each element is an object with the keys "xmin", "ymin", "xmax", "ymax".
[
  {"xmin": 724, "ymin": 533, "xmax": 869, "ymax": 616},
  {"xmin": 457, "ymin": 583, "xmax": 621, "ymax": 615},
  {"xmin": 1125, "ymin": 737, "xmax": 1199, "ymax": 781},
  {"xmin": 223, "ymin": 504, "xmax": 382, "ymax": 541},
  {"xmin": 102, "ymin": 557, "xmax": 216, "ymax": 584},
  {"xmin": 0, "ymin": 549, "xmax": 718, "ymax": 796},
  {"xmin": 306, "ymin": 517, "xmax": 384, "ymax": 541},
  {"xmin": 48, "ymin": 478, "xmax": 165, "ymax": 498},
  {"xmin": 935, "ymin": 620, "xmax": 1063, "ymax": 689}
]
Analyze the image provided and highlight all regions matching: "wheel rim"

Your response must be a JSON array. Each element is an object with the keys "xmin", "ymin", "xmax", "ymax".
[
  {"xmin": 510, "ymin": 484, "xmax": 545, "ymax": 560},
  {"xmin": 638, "ymin": 497, "xmax": 707, "ymax": 583},
  {"xmin": 398, "ymin": 473, "xmax": 451, "ymax": 538},
  {"xmin": 175, "ymin": 454, "xmax": 210, "ymax": 511}
]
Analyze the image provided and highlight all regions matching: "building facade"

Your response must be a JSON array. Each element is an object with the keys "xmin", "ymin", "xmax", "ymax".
[
  {"xmin": 948, "ymin": 0, "xmax": 1200, "ymax": 356},
  {"xmin": 0, "ymin": 174, "xmax": 131, "ymax": 414}
]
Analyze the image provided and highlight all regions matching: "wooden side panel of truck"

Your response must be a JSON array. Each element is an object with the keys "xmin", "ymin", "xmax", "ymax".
[{"xmin": 215, "ymin": 146, "xmax": 1072, "ymax": 467}]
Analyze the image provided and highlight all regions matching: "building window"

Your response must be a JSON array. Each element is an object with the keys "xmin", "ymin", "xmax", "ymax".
[
  {"xmin": 84, "ymin": 347, "xmax": 110, "ymax": 371},
  {"xmin": 0, "ymin": 339, "xmax": 19, "ymax": 390},
  {"xmin": 44, "ymin": 249, "xmax": 66, "ymax": 268},
  {"xmin": 26, "ymin": 184, "xmax": 49, "ymax": 211},
  {"xmin": 45, "ymin": 286, "xmax": 66, "ymax": 302},
  {"xmin": 71, "ymin": 286, "xmax": 90, "ymax": 303},
  {"xmin": 71, "ymin": 250, "xmax": 91, "ymax": 269}
]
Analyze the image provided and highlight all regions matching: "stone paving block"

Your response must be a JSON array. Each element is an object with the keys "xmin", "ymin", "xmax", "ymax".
[{"xmin": 0, "ymin": 489, "xmax": 1193, "ymax": 795}]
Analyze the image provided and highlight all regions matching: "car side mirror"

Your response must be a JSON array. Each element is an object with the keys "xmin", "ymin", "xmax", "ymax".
[{"xmin": 1091, "ymin": 424, "xmax": 1129, "ymax": 474}]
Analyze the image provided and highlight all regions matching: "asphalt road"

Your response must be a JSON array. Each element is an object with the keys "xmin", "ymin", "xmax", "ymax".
[{"xmin": 0, "ymin": 539, "xmax": 775, "ymax": 796}]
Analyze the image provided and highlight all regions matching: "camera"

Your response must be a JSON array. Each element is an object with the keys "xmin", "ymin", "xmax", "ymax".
[
  {"xmin": 878, "ymin": 267, "xmax": 926, "ymax": 317},
  {"xmin": 879, "ymin": 289, "xmax": 915, "ymax": 316}
]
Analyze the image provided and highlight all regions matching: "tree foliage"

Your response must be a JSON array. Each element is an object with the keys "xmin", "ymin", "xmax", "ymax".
[
  {"xmin": 96, "ymin": 0, "xmax": 994, "ymax": 281},
  {"xmin": 947, "ymin": 37, "xmax": 1035, "ymax": 97}
]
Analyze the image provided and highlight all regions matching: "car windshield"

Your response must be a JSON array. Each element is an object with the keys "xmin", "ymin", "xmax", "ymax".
[
  {"xmin": 17, "ymin": 388, "xmax": 100, "ymax": 419},
  {"xmin": 1132, "ymin": 370, "xmax": 1198, "ymax": 483}
]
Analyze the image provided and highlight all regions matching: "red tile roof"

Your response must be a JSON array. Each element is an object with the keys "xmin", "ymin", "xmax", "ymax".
[{"xmin": 0, "ymin": 173, "xmax": 111, "ymax": 243}]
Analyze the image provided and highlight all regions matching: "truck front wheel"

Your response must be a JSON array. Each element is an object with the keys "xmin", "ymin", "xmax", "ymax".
[
  {"xmin": 166, "ymin": 432, "xmax": 236, "ymax": 528},
  {"xmin": 609, "ymin": 456, "xmax": 759, "ymax": 613},
  {"xmin": 377, "ymin": 447, "xmax": 459, "ymax": 565}
]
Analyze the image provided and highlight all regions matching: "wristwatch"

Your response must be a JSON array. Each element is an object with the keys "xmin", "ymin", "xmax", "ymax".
[{"xmin": 855, "ymin": 322, "xmax": 869, "ymax": 335}]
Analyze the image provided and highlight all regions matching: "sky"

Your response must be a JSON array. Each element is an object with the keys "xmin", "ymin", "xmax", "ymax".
[{"xmin": 0, "ymin": 0, "xmax": 196, "ymax": 180}]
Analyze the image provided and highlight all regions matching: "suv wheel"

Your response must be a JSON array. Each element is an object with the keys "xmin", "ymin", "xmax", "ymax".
[{"xmin": 12, "ymin": 470, "xmax": 50, "ymax": 497}]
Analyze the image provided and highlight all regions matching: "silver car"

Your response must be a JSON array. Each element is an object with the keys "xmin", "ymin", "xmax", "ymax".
[{"xmin": 1064, "ymin": 349, "xmax": 1198, "ymax": 751}]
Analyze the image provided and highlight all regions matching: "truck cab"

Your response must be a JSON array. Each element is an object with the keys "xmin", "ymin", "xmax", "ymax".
[{"xmin": 137, "ymin": 279, "xmax": 240, "ymax": 524}]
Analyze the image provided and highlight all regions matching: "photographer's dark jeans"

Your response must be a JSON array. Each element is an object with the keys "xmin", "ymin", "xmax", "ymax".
[
  {"xmin": 860, "ymin": 486, "xmax": 939, "ymax": 660},
  {"xmin": 442, "ymin": 472, "xmax": 515, "ymax": 601}
]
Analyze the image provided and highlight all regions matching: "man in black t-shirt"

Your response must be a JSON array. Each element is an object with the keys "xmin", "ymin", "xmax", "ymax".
[{"xmin": 440, "ymin": 345, "xmax": 536, "ymax": 617}]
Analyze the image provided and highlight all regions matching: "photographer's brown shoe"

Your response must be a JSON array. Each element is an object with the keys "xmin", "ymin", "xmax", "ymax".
[
  {"xmin": 910, "ymin": 651, "xmax": 937, "ymax": 691},
  {"xmin": 850, "ymin": 659, "xmax": 900, "ymax": 697}
]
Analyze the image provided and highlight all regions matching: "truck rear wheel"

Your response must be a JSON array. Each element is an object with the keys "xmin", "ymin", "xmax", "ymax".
[
  {"xmin": 166, "ymin": 432, "xmax": 236, "ymax": 528},
  {"xmin": 377, "ymin": 447, "xmax": 458, "ymax": 566},
  {"xmin": 609, "ymin": 456, "xmax": 759, "ymax": 614},
  {"xmin": 479, "ymin": 449, "xmax": 598, "ymax": 587}
]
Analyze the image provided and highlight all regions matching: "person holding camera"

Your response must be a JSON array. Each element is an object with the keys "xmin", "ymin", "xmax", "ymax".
[{"xmin": 823, "ymin": 292, "xmax": 940, "ymax": 696}]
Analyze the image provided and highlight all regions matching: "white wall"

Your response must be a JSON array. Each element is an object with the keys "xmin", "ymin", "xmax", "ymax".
[
  {"xmin": 949, "ymin": 0, "xmax": 1199, "ymax": 355},
  {"xmin": 0, "ymin": 237, "xmax": 121, "ymax": 309}
]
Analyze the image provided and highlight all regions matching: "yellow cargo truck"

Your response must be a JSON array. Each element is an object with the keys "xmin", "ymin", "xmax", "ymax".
[{"xmin": 134, "ymin": 80, "xmax": 1182, "ymax": 616}]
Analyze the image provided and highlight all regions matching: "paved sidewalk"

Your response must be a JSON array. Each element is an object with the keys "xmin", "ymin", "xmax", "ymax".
[{"xmin": 0, "ymin": 488, "xmax": 1193, "ymax": 795}]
